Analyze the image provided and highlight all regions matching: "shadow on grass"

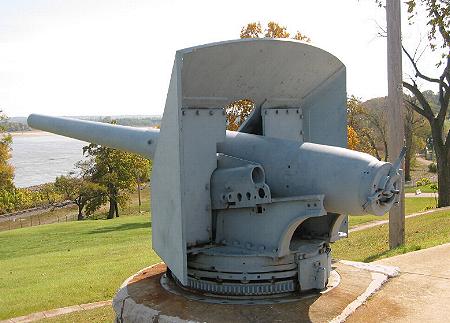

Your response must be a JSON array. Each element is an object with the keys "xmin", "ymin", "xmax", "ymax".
[
  {"xmin": 88, "ymin": 221, "xmax": 152, "ymax": 234},
  {"xmin": 363, "ymin": 244, "xmax": 422, "ymax": 262}
]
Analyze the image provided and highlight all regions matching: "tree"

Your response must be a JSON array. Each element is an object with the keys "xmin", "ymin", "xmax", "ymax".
[
  {"xmin": 55, "ymin": 175, "xmax": 105, "ymax": 220},
  {"xmin": 404, "ymin": 97, "xmax": 429, "ymax": 181},
  {"xmin": 39, "ymin": 183, "xmax": 60, "ymax": 207},
  {"xmin": 227, "ymin": 22, "xmax": 311, "ymax": 130},
  {"xmin": 82, "ymin": 134, "xmax": 151, "ymax": 219},
  {"xmin": 133, "ymin": 156, "xmax": 151, "ymax": 214},
  {"xmin": 226, "ymin": 99, "xmax": 254, "ymax": 131},
  {"xmin": 401, "ymin": 0, "xmax": 450, "ymax": 206},
  {"xmin": 0, "ymin": 110, "xmax": 14, "ymax": 190},
  {"xmin": 347, "ymin": 125, "xmax": 360, "ymax": 150},
  {"xmin": 349, "ymin": 94, "xmax": 431, "ymax": 178},
  {"xmin": 240, "ymin": 21, "xmax": 311, "ymax": 42},
  {"xmin": 360, "ymin": 100, "xmax": 389, "ymax": 161},
  {"xmin": 347, "ymin": 96, "xmax": 389, "ymax": 159}
]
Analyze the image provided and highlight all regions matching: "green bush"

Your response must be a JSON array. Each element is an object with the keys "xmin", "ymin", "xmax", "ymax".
[
  {"xmin": 0, "ymin": 189, "xmax": 35, "ymax": 214},
  {"xmin": 430, "ymin": 183, "xmax": 438, "ymax": 191},
  {"xmin": 416, "ymin": 177, "xmax": 431, "ymax": 187},
  {"xmin": 0, "ymin": 185, "xmax": 64, "ymax": 215},
  {"xmin": 428, "ymin": 162, "xmax": 437, "ymax": 173}
]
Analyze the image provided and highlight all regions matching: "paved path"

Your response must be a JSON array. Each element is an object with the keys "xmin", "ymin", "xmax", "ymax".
[
  {"xmin": 347, "ymin": 243, "xmax": 450, "ymax": 323},
  {"xmin": 405, "ymin": 192, "xmax": 437, "ymax": 198},
  {"xmin": 0, "ymin": 300, "xmax": 111, "ymax": 323},
  {"xmin": 349, "ymin": 206, "xmax": 450, "ymax": 233},
  {"xmin": 415, "ymin": 156, "xmax": 433, "ymax": 166}
]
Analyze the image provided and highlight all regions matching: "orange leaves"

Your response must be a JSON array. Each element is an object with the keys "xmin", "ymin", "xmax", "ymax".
[
  {"xmin": 265, "ymin": 21, "xmax": 290, "ymax": 38},
  {"xmin": 239, "ymin": 21, "xmax": 311, "ymax": 42},
  {"xmin": 293, "ymin": 31, "xmax": 311, "ymax": 43},
  {"xmin": 225, "ymin": 99, "xmax": 254, "ymax": 131},
  {"xmin": 347, "ymin": 125, "xmax": 360, "ymax": 150},
  {"xmin": 240, "ymin": 22, "xmax": 263, "ymax": 39}
]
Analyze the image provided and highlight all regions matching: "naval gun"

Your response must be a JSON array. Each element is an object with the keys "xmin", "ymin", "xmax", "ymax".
[{"xmin": 28, "ymin": 39, "xmax": 403, "ymax": 298}]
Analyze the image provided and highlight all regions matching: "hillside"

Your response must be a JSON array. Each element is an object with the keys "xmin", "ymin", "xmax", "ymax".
[{"xmin": 2, "ymin": 115, "xmax": 162, "ymax": 132}]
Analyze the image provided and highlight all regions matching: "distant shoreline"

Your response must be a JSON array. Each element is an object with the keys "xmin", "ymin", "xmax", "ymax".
[
  {"xmin": 9, "ymin": 125, "xmax": 158, "ymax": 138},
  {"xmin": 10, "ymin": 130, "xmax": 50, "ymax": 137}
]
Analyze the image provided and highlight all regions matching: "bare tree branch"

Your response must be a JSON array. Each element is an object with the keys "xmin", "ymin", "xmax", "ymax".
[
  {"xmin": 374, "ymin": 19, "xmax": 387, "ymax": 37},
  {"xmin": 404, "ymin": 97, "xmax": 428, "ymax": 118},
  {"xmin": 402, "ymin": 45, "xmax": 447, "ymax": 87},
  {"xmin": 437, "ymin": 55, "xmax": 450, "ymax": 125},
  {"xmin": 415, "ymin": 38, "xmax": 429, "ymax": 63},
  {"xmin": 403, "ymin": 81, "xmax": 435, "ymax": 120},
  {"xmin": 412, "ymin": 37, "xmax": 422, "ymax": 61}
]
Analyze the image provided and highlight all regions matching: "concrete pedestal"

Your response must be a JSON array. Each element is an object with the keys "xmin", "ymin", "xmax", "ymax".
[{"xmin": 113, "ymin": 262, "xmax": 398, "ymax": 323}]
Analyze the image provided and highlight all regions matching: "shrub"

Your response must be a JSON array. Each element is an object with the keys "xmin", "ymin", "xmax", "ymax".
[
  {"xmin": 416, "ymin": 177, "xmax": 431, "ymax": 187},
  {"xmin": 0, "ymin": 184, "xmax": 64, "ymax": 215},
  {"xmin": 0, "ymin": 188, "xmax": 36, "ymax": 214},
  {"xmin": 430, "ymin": 183, "xmax": 438, "ymax": 191}
]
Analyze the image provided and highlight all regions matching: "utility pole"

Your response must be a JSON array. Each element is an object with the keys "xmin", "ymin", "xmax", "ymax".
[{"xmin": 386, "ymin": 0, "xmax": 405, "ymax": 248}]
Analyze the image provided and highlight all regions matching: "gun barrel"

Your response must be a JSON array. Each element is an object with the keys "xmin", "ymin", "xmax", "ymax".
[
  {"xmin": 27, "ymin": 114, "xmax": 159, "ymax": 159},
  {"xmin": 27, "ymin": 114, "xmax": 400, "ymax": 216}
]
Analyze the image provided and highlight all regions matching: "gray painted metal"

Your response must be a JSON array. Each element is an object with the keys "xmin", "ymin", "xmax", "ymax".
[
  {"xmin": 218, "ymin": 133, "xmax": 399, "ymax": 216},
  {"xmin": 152, "ymin": 104, "xmax": 226, "ymax": 284},
  {"xmin": 262, "ymin": 106, "xmax": 304, "ymax": 142},
  {"xmin": 215, "ymin": 195, "xmax": 326, "ymax": 257},
  {"xmin": 160, "ymin": 270, "xmax": 341, "ymax": 305},
  {"xmin": 27, "ymin": 114, "xmax": 159, "ymax": 157},
  {"xmin": 210, "ymin": 154, "xmax": 271, "ymax": 210},
  {"xmin": 27, "ymin": 39, "xmax": 403, "ymax": 298},
  {"xmin": 179, "ymin": 39, "xmax": 344, "ymax": 109},
  {"xmin": 28, "ymin": 114, "xmax": 397, "ymax": 215},
  {"xmin": 150, "ymin": 60, "xmax": 187, "ymax": 283},
  {"xmin": 187, "ymin": 276, "xmax": 297, "ymax": 296}
]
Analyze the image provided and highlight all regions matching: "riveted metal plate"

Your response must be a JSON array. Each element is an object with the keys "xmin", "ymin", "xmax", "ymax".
[{"xmin": 262, "ymin": 106, "xmax": 304, "ymax": 142}]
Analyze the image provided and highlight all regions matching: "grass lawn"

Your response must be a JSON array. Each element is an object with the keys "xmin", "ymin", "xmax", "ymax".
[
  {"xmin": 0, "ymin": 186, "xmax": 151, "ymax": 232},
  {"xmin": 0, "ymin": 214, "xmax": 159, "ymax": 320},
  {"xmin": 348, "ymin": 197, "xmax": 436, "ymax": 228},
  {"xmin": 0, "ymin": 190, "xmax": 444, "ymax": 321},
  {"xmin": 0, "ymin": 205, "xmax": 79, "ymax": 232},
  {"xmin": 334, "ymin": 209, "xmax": 450, "ymax": 262},
  {"xmin": 404, "ymin": 183, "xmax": 438, "ymax": 194}
]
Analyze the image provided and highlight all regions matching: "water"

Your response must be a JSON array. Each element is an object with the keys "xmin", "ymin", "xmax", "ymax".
[{"xmin": 10, "ymin": 133, "xmax": 87, "ymax": 187}]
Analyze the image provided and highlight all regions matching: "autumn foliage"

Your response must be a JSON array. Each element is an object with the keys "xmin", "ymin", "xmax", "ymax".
[
  {"xmin": 347, "ymin": 126, "xmax": 360, "ymax": 150},
  {"xmin": 0, "ymin": 111, "xmax": 14, "ymax": 190},
  {"xmin": 239, "ymin": 21, "xmax": 310, "ymax": 42},
  {"xmin": 226, "ymin": 99, "xmax": 254, "ymax": 131}
]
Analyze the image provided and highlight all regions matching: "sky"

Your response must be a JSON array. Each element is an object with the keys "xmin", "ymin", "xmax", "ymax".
[{"xmin": 0, "ymin": 0, "xmax": 440, "ymax": 117}]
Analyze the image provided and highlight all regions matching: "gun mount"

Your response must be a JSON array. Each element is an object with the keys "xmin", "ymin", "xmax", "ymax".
[{"xmin": 28, "ymin": 39, "xmax": 402, "ymax": 299}]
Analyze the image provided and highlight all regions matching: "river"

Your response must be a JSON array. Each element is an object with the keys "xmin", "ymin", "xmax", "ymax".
[{"xmin": 10, "ymin": 132, "xmax": 87, "ymax": 188}]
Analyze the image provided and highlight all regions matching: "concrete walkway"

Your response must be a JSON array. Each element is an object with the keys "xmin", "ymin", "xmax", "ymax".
[
  {"xmin": 347, "ymin": 243, "xmax": 450, "ymax": 323},
  {"xmin": 0, "ymin": 300, "xmax": 111, "ymax": 323},
  {"xmin": 349, "ymin": 206, "xmax": 450, "ymax": 233},
  {"xmin": 405, "ymin": 192, "xmax": 437, "ymax": 198}
]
